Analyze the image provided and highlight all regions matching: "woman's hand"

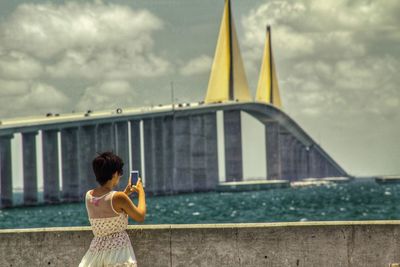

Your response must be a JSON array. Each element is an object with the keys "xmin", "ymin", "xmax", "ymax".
[
  {"xmin": 123, "ymin": 177, "xmax": 144, "ymax": 196},
  {"xmin": 123, "ymin": 176, "xmax": 135, "ymax": 196},
  {"xmin": 133, "ymin": 178, "xmax": 144, "ymax": 194}
]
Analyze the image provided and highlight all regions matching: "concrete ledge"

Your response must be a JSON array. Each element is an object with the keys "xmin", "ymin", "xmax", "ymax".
[{"xmin": 2, "ymin": 221, "xmax": 400, "ymax": 266}]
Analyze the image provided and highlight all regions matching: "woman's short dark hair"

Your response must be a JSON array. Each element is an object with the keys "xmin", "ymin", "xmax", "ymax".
[{"xmin": 92, "ymin": 152, "xmax": 124, "ymax": 186}]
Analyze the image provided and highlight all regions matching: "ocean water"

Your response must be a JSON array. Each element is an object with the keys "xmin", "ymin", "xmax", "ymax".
[{"xmin": 1, "ymin": 179, "xmax": 400, "ymax": 229}]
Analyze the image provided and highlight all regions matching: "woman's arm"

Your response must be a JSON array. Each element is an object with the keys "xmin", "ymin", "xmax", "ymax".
[{"xmin": 113, "ymin": 179, "xmax": 146, "ymax": 222}]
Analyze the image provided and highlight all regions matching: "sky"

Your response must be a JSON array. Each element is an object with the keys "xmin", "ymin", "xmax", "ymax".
[{"xmin": 0, "ymin": 0, "xmax": 399, "ymax": 178}]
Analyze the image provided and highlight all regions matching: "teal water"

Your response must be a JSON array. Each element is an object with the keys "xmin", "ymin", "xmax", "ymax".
[{"xmin": 1, "ymin": 179, "xmax": 400, "ymax": 229}]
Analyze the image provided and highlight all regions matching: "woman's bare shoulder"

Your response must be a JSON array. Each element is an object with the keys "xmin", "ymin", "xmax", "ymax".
[{"xmin": 113, "ymin": 191, "xmax": 129, "ymax": 203}]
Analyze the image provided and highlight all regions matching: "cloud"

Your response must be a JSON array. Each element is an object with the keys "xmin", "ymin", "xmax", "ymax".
[
  {"xmin": 0, "ymin": 82, "xmax": 69, "ymax": 117},
  {"xmin": 242, "ymin": 2, "xmax": 313, "ymax": 62},
  {"xmin": 0, "ymin": 51, "xmax": 43, "ymax": 80},
  {"xmin": 241, "ymin": 0, "xmax": 400, "ymax": 118},
  {"xmin": 22, "ymin": 83, "xmax": 69, "ymax": 110},
  {"xmin": 285, "ymin": 56, "xmax": 400, "ymax": 118},
  {"xmin": 0, "ymin": 2, "xmax": 162, "ymax": 59},
  {"xmin": 0, "ymin": 3, "xmax": 171, "ymax": 79},
  {"xmin": 0, "ymin": 2, "xmax": 172, "ymax": 118},
  {"xmin": 180, "ymin": 55, "xmax": 212, "ymax": 76},
  {"xmin": 45, "ymin": 47, "xmax": 170, "ymax": 80},
  {"xmin": 76, "ymin": 80, "xmax": 137, "ymax": 111},
  {"xmin": 0, "ymin": 79, "xmax": 29, "ymax": 96}
]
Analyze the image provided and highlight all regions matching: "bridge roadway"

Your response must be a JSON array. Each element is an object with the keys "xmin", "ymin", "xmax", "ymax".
[{"xmin": 0, "ymin": 102, "xmax": 348, "ymax": 208}]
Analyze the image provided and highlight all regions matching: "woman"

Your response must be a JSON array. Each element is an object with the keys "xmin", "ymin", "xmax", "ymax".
[{"xmin": 79, "ymin": 151, "xmax": 146, "ymax": 267}]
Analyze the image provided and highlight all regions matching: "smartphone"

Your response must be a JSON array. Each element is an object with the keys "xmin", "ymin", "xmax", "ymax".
[{"xmin": 130, "ymin": 170, "xmax": 139, "ymax": 186}]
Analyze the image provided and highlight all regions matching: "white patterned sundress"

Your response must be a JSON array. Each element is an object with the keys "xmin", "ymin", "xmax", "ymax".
[{"xmin": 79, "ymin": 190, "xmax": 137, "ymax": 267}]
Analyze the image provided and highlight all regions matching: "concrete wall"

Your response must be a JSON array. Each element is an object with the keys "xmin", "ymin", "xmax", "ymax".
[{"xmin": 1, "ymin": 221, "xmax": 400, "ymax": 266}]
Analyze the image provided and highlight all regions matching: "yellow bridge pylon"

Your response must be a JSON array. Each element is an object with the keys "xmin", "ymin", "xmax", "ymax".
[
  {"xmin": 204, "ymin": 0, "xmax": 252, "ymax": 104},
  {"xmin": 256, "ymin": 25, "xmax": 282, "ymax": 108}
]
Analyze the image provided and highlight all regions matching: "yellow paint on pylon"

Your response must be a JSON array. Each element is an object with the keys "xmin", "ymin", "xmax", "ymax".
[
  {"xmin": 205, "ymin": 0, "xmax": 251, "ymax": 103},
  {"xmin": 256, "ymin": 26, "xmax": 282, "ymax": 108},
  {"xmin": 231, "ymin": 21, "xmax": 252, "ymax": 102}
]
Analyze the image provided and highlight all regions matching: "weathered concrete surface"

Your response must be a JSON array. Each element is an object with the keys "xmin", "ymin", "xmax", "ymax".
[
  {"xmin": 265, "ymin": 122, "xmax": 280, "ymax": 180},
  {"xmin": 0, "ymin": 134, "xmax": 13, "ymax": 208},
  {"xmin": 22, "ymin": 131, "xmax": 38, "ymax": 205},
  {"xmin": 115, "ymin": 121, "xmax": 130, "ymax": 191},
  {"xmin": 1, "ymin": 221, "xmax": 400, "ymax": 266},
  {"xmin": 42, "ymin": 129, "xmax": 60, "ymax": 203},
  {"xmin": 61, "ymin": 127, "xmax": 79, "ymax": 202},
  {"xmin": 223, "ymin": 110, "xmax": 243, "ymax": 182},
  {"xmin": 78, "ymin": 125, "xmax": 97, "ymax": 197}
]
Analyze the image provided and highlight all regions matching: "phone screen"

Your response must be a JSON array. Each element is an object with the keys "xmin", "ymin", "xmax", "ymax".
[{"xmin": 131, "ymin": 170, "xmax": 139, "ymax": 186}]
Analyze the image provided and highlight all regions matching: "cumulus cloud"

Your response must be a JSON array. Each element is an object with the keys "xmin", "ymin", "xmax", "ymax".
[
  {"xmin": 21, "ymin": 83, "xmax": 69, "ymax": 110},
  {"xmin": 0, "ymin": 2, "xmax": 162, "ymax": 59},
  {"xmin": 0, "ymin": 82, "xmax": 69, "ymax": 117},
  {"xmin": 0, "ymin": 1, "xmax": 171, "ymax": 118},
  {"xmin": 0, "ymin": 79, "xmax": 29, "ymax": 96},
  {"xmin": 45, "ymin": 47, "xmax": 170, "ymax": 80},
  {"xmin": 241, "ymin": 0, "xmax": 400, "ymax": 118},
  {"xmin": 285, "ymin": 56, "xmax": 400, "ymax": 118},
  {"xmin": 242, "ymin": 2, "xmax": 313, "ymax": 62},
  {"xmin": 180, "ymin": 55, "xmax": 212, "ymax": 76},
  {"xmin": 0, "ymin": 51, "xmax": 43, "ymax": 80},
  {"xmin": 76, "ymin": 80, "xmax": 137, "ymax": 111}
]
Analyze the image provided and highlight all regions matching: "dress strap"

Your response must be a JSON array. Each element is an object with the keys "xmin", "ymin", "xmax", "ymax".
[
  {"xmin": 84, "ymin": 190, "xmax": 91, "ymax": 211},
  {"xmin": 110, "ymin": 191, "xmax": 120, "ymax": 215}
]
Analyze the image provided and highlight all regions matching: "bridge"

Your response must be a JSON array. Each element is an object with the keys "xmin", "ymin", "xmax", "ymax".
[
  {"xmin": 0, "ymin": 0, "xmax": 348, "ymax": 208},
  {"xmin": 0, "ymin": 101, "xmax": 347, "ymax": 208}
]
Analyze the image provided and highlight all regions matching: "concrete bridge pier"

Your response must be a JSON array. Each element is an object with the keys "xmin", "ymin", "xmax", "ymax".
[
  {"xmin": 320, "ymin": 158, "xmax": 328, "ymax": 178},
  {"xmin": 325, "ymin": 163, "xmax": 333, "ymax": 177},
  {"xmin": 309, "ymin": 145, "xmax": 324, "ymax": 178},
  {"xmin": 61, "ymin": 127, "xmax": 80, "ymax": 201},
  {"xmin": 190, "ymin": 115, "xmax": 207, "ymax": 191},
  {"xmin": 287, "ymin": 135, "xmax": 298, "ymax": 181},
  {"xmin": 203, "ymin": 113, "xmax": 219, "ymax": 189},
  {"xmin": 308, "ymin": 145, "xmax": 317, "ymax": 177},
  {"xmin": 143, "ymin": 119, "xmax": 155, "ymax": 194},
  {"xmin": 316, "ymin": 153, "xmax": 326, "ymax": 178},
  {"xmin": 324, "ymin": 161, "xmax": 336, "ymax": 177},
  {"xmin": 78, "ymin": 125, "xmax": 97, "ymax": 196},
  {"xmin": 162, "ymin": 116, "xmax": 174, "ymax": 194},
  {"xmin": 115, "ymin": 122, "xmax": 129, "ymax": 191},
  {"xmin": 143, "ymin": 118, "xmax": 170, "ymax": 195},
  {"xmin": 298, "ymin": 145, "xmax": 309, "ymax": 180},
  {"xmin": 265, "ymin": 121, "xmax": 281, "ymax": 180},
  {"xmin": 96, "ymin": 123, "xmax": 116, "ymax": 153},
  {"xmin": 328, "ymin": 162, "xmax": 342, "ymax": 177},
  {"xmin": 293, "ymin": 140, "xmax": 304, "ymax": 181},
  {"xmin": 130, "ymin": 120, "xmax": 142, "ymax": 176},
  {"xmin": 0, "ymin": 134, "xmax": 13, "ymax": 208},
  {"xmin": 279, "ymin": 132, "xmax": 293, "ymax": 180},
  {"xmin": 173, "ymin": 116, "xmax": 193, "ymax": 192},
  {"xmin": 21, "ymin": 131, "xmax": 38, "ymax": 205},
  {"xmin": 42, "ymin": 130, "xmax": 60, "ymax": 203},
  {"xmin": 153, "ymin": 117, "xmax": 166, "ymax": 194},
  {"xmin": 223, "ymin": 110, "xmax": 243, "ymax": 182}
]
